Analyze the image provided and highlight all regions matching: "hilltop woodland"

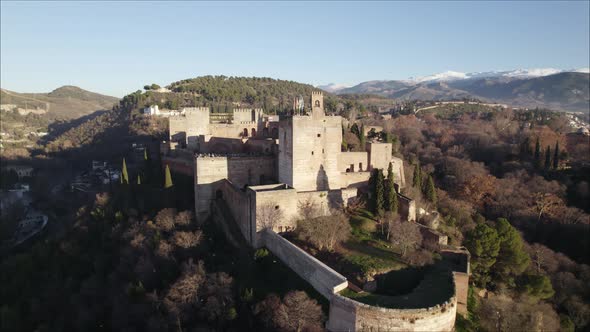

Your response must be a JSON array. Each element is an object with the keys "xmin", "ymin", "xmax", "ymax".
[
  {"xmin": 1, "ymin": 77, "xmax": 589, "ymax": 331},
  {"xmin": 345, "ymin": 105, "xmax": 589, "ymax": 332}
]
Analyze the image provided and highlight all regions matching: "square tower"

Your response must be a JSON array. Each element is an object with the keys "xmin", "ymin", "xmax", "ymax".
[
  {"xmin": 311, "ymin": 91, "xmax": 325, "ymax": 119},
  {"xmin": 278, "ymin": 93, "xmax": 342, "ymax": 192}
]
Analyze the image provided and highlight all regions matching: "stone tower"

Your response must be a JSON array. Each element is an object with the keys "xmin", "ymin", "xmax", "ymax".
[
  {"xmin": 311, "ymin": 91, "xmax": 324, "ymax": 119},
  {"xmin": 278, "ymin": 92, "xmax": 342, "ymax": 191}
]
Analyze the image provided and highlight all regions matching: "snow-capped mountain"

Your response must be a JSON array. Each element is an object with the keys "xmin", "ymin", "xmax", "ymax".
[
  {"xmin": 407, "ymin": 68, "xmax": 589, "ymax": 83},
  {"xmin": 316, "ymin": 83, "xmax": 351, "ymax": 93},
  {"xmin": 333, "ymin": 69, "xmax": 590, "ymax": 112}
]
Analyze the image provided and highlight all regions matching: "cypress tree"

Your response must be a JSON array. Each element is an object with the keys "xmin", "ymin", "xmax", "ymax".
[
  {"xmin": 137, "ymin": 174, "xmax": 141, "ymax": 185},
  {"xmin": 386, "ymin": 163, "xmax": 398, "ymax": 213},
  {"xmin": 534, "ymin": 137, "xmax": 541, "ymax": 168},
  {"xmin": 144, "ymin": 148, "xmax": 152, "ymax": 184},
  {"xmin": 412, "ymin": 162, "xmax": 422, "ymax": 188},
  {"xmin": 375, "ymin": 169, "xmax": 385, "ymax": 216},
  {"xmin": 359, "ymin": 124, "xmax": 366, "ymax": 149},
  {"xmin": 425, "ymin": 174, "xmax": 437, "ymax": 205},
  {"xmin": 121, "ymin": 158, "xmax": 129, "ymax": 184},
  {"xmin": 544, "ymin": 145, "xmax": 551, "ymax": 170},
  {"xmin": 553, "ymin": 141, "xmax": 559, "ymax": 169},
  {"xmin": 164, "ymin": 165, "xmax": 173, "ymax": 188}
]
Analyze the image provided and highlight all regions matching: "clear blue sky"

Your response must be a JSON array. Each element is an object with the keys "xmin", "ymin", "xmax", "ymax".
[{"xmin": 1, "ymin": 1, "xmax": 589, "ymax": 97}]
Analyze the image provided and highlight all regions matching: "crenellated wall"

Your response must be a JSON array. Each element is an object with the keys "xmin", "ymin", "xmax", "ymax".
[{"xmin": 327, "ymin": 294, "xmax": 457, "ymax": 332}]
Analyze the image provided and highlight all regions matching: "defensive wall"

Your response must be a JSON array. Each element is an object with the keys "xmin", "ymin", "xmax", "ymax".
[
  {"xmin": 261, "ymin": 230, "xmax": 348, "ymax": 299},
  {"xmin": 256, "ymin": 229, "xmax": 461, "ymax": 331},
  {"xmin": 327, "ymin": 293, "xmax": 457, "ymax": 332}
]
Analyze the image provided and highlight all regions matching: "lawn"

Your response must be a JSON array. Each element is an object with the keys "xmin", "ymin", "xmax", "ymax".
[
  {"xmin": 339, "ymin": 263, "xmax": 455, "ymax": 309},
  {"xmin": 338, "ymin": 209, "xmax": 407, "ymax": 284}
]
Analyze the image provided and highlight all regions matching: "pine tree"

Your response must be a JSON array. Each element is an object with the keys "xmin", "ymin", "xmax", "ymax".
[
  {"xmin": 164, "ymin": 165, "xmax": 173, "ymax": 189},
  {"xmin": 494, "ymin": 218, "xmax": 530, "ymax": 284},
  {"xmin": 137, "ymin": 174, "xmax": 141, "ymax": 185},
  {"xmin": 121, "ymin": 158, "xmax": 129, "ymax": 184},
  {"xmin": 425, "ymin": 174, "xmax": 437, "ymax": 205},
  {"xmin": 412, "ymin": 162, "xmax": 422, "ymax": 188},
  {"xmin": 465, "ymin": 223, "xmax": 501, "ymax": 287},
  {"xmin": 553, "ymin": 141, "xmax": 559, "ymax": 169},
  {"xmin": 534, "ymin": 137, "xmax": 541, "ymax": 168},
  {"xmin": 386, "ymin": 163, "xmax": 398, "ymax": 213},
  {"xmin": 375, "ymin": 169, "xmax": 385, "ymax": 216},
  {"xmin": 544, "ymin": 145, "xmax": 551, "ymax": 170}
]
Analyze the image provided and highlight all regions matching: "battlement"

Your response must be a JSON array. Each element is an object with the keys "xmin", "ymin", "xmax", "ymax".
[
  {"xmin": 182, "ymin": 107, "xmax": 210, "ymax": 115},
  {"xmin": 233, "ymin": 108, "xmax": 264, "ymax": 113},
  {"xmin": 312, "ymin": 91, "xmax": 323, "ymax": 96}
]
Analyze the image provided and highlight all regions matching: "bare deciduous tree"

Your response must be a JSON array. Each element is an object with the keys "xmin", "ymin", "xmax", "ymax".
[
  {"xmin": 163, "ymin": 259, "xmax": 206, "ymax": 319},
  {"xmin": 389, "ymin": 220, "xmax": 422, "ymax": 257},
  {"xmin": 297, "ymin": 211, "xmax": 351, "ymax": 251},
  {"xmin": 174, "ymin": 210, "xmax": 193, "ymax": 226},
  {"xmin": 254, "ymin": 291, "xmax": 324, "ymax": 332},
  {"xmin": 173, "ymin": 230, "xmax": 202, "ymax": 249},
  {"xmin": 297, "ymin": 197, "xmax": 321, "ymax": 221},
  {"xmin": 155, "ymin": 208, "xmax": 176, "ymax": 232},
  {"xmin": 257, "ymin": 202, "xmax": 284, "ymax": 231}
]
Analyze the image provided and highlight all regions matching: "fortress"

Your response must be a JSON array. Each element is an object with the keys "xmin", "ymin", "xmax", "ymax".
[
  {"xmin": 163, "ymin": 91, "xmax": 414, "ymax": 244},
  {"xmin": 161, "ymin": 91, "xmax": 467, "ymax": 331}
]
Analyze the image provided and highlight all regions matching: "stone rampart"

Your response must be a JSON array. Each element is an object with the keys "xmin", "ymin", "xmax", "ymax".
[
  {"xmin": 261, "ymin": 230, "xmax": 348, "ymax": 299},
  {"xmin": 327, "ymin": 293, "xmax": 457, "ymax": 332}
]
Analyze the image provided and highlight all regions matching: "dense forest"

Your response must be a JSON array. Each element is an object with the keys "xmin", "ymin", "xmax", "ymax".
[{"xmin": 361, "ymin": 105, "xmax": 590, "ymax": 331}]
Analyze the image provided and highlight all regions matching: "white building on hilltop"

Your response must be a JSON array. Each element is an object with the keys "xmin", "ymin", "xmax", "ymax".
[{"xmin": 143, "ymin": 105, "xmax": 160, "ymax": 116}]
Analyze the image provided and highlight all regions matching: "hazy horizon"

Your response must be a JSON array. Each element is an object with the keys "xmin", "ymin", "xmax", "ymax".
[{"xmin": 1, "ymin": 1, "xmax": 589, "ymax": 97}]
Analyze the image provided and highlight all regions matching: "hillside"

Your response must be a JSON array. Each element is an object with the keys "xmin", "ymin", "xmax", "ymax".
[
  {"xmin": 168, "ymin": 75, "xmax": 333, "ymax": 111},
  {"xmin": 333, "ymin": 73, "xmax": 590, "ymax": 112},
  {"xmin": 0, "ymin": 86, "xmax": 119, "ymax": 120}
]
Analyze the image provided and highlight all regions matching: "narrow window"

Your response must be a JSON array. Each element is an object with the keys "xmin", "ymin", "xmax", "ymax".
[
  {"xmin": 312, "ymin": 151, "xmax": 314, "ymax": 155},
  {"xmin": 359, "ymin": 163, "xmax": 363, "ymax": 171},
  {"xmin": 317, "ymin": 134, "xmax": 321, "ymax": 137}
]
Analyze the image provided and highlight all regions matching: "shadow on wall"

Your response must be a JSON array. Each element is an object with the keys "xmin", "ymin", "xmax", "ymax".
[{"xmin": 317, "ymin": 165, "xmax": 329, "ymax": 191}]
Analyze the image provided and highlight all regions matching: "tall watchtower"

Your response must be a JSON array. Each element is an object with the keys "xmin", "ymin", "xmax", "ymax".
[{"xmin": 311, "ymin": 91, "xmax": 324, "ymax": 119}]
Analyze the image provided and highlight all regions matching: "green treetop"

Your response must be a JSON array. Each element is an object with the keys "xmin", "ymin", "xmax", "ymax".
[
  {"xmin": 375, "ymin": 169, "xmax": 385, "ymax": 216},
  {"xmin": 359, "ymin": 124, "xmax": 366, "ymax": 149},
  {"xmin": 412, "ymin": 162, "xmax": 422, "ymax": 188},
  {"xmin": 164, "ymin": 165, "xmax": 173, "ymax": 189},
  {"xmin": 465, "ymin": 222, "xmax": 501, "ymax": 287},
  {"xmin": 544, "ymin": 145, "xmax": 551, "ymax": 170},
  {"xmin": 494, "ymin": 218, "xmax": 530, "ymax": 285},
  {"xmin": 424, "ymin": 174, "xmax": 437, "ymax": 205},
  {"xmin": 121, "ymin": 158, "xmax": 129, "ymax": 184},
  {"xmin": 386, "ymin": 163, "xmax": 398, "ymax": 213},
  {"xmin": 534, "ymin": 137, "xmax": 541, "ymax": 168}
]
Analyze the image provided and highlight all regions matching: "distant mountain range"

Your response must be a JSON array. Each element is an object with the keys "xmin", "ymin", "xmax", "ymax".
[
  {"xmin": 0, "ymin": 86, "xmax": 119, "ymax": 119},
  {"xmin": 319, "ymin": 68, "xmax": 590, "ymax": 112}
]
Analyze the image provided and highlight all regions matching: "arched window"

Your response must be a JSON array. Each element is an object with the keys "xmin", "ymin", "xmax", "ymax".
[
  {"xmin": 251, "ymin": 110, "xmax": 256, "ymax": 121},
  {"xmin": 243, "ymin": 128, "xmax": 248, "ymax": 137},
  {"xmin": 251, "ymin": 128, "xmax": 256, "ymax": 137},
  {"xmin": 263, "ymin": 127, "xmax": 269, "ymax": 137},
  {"xmin": 272, "ymin": 128, "xmax": 279, "ymax": 139},
  {"xmin": 315, "ymin": 100, "xmax": 320, "ymax": 107}
]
